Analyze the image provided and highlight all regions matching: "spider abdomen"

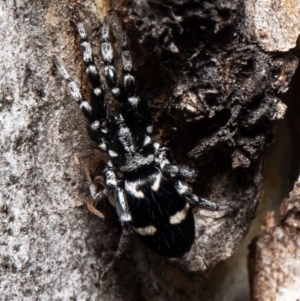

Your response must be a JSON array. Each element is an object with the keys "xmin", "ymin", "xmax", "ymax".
[{"xmin": 124, "ymin": 168, "xmax": 195, "ymax": 258}]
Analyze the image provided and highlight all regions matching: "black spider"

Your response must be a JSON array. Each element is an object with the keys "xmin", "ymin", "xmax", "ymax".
[{"xmin": 53, "ymin": 10, "xmax": 231, "ymax": 259}]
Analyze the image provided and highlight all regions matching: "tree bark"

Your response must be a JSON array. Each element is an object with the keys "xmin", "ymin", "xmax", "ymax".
[
  {"xmin": 0, "ymin": 0, "xmax": 299, "ymax": 300},
  {"xmin": 249, "ymin": 181, "xmax": 300, "ymax": 301}
]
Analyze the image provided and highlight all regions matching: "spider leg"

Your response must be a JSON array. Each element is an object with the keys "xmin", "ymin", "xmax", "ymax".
[
  {"xmin": 100, "ymin": 221, "xmax": 131, "ymax": 281},
  {"xmin": 153, "ymin": 143, "xmax": 171, "ymax": 168},
  {"xmin": 174, "ymin": 179, "xmax": 233, "ymax": 219},
  {"xmin": 101, "ymin": 19, "xmax": 152, "ymax": 133},
  {"xmin": 120, "ymin": 30, "xmax": 153, "ymax": 133},
  {"xmin": 114, "ymin": 222, "xmax": 132, "ymax": 257},
  {"xmin": 104, "ymin": 164, "xmax": 132, "ymax": 222},
  {"xmin": 103, "ymin": 163, "xmax": 133, "ymax": 255},
  {"xmin": 74, "ymin": 149, "xmax": 110, "ymax": 218},
  {"xmin": 154, "ymin": 143, "xmax": 232, "ymax": 215},
  {"xmin": 174, "ymin": 180, "xmax": 222, "ymax": 209},
  {"xmin": 99, "ymin": 202, "xmax": 131, "ymax": 282},
  {"xmin": 54, "ymin": 9, "xmax": 112, "ymax": 151},
  {"xmin": 101, "ymin": 17, "xmax": 121, "ymax": 101},
  {"xmin": 153, "ymin": 143, "xmax": 195, "ymax": 181},
  {"xmin": 163, "ymin": 164, "xmax": 196, "ymax": 182},
  {"xmin": 121, "ymin": 32, "xmax": 138, "ymax": 107},
  {"xmin": 53, "ymin": 56, "xmax": 108, "ymax": 151},
  {"xmin": 73, "ymin": 10, "xmax": 106, "ymax": 120}
]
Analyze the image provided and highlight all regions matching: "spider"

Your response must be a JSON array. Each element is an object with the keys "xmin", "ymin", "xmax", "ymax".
[{"xmin": 53, "ymin": 10, "xmax": 231, "ymax": 259}]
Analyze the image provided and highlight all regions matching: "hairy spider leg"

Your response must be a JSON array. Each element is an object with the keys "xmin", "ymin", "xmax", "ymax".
[
  {"xmin": 74, "ymin": 12, "xmax": 149, "ymax": 147},
  {"xmin": 153, "ymin": 142, "xmax": 195, "ymax": 180},
  {"xmin": 53, "ymin": 53, "xmax": 109, "ymax": 154},
  {"xmin": 53, "ymin": 16, "xmax": 112, "ymax": 216},
  {"xmin": 103, "ymin": 162, "xmax": 133, "ymax": 254},
  {"xmin": 101, "ymin": 18, "xmax": 153, "ymax": 135},
  {"xmin": 103, "ymin": 161, "xmax": 134, "ymax": 226},
  {"xmin": 52, "ymin": 55, "xmax": 97, "ymax": 125},
  {"xmin": 100, "ymin": 217, "xmax": 131, "ymax": 281},
  {"xmin": 100, "ymin": 16, "xmax": 127, "ymax": 105},
  {"xmin": 71, "ymin": 11, "xmax": 111, "ymax": 153},
  {"xmin": 74, "ymin": 10, "xmax": 106, "ymax": 120},
  {"xmin": 95, "ymin": 164, "xmax": 133, "ymax": 279},
  {"xmin": 120, "ymin": 30, "xmax": 153, "ymax": 134},
  {"xmin": 99, "ymin": 16, "xmax": 124, "ymax": 107},
  {"xmin": 153, "ymin": 143, "xmax": 231, "ymax": 215},
  {"xmin": 64, "ymin": 12, "xmax": 135, "ymax": 232}
]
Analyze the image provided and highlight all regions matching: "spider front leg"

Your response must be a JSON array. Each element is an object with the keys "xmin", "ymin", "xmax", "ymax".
[
  {"xmin": 53, "ymin": 56, "xmax": 106, "ymax": 143},
  {"xmin": 73, "ymin": 9, "xmax": 106, "ymax": 120},
  {"xmin": 54, "ymin": 9, "xmax": 111, "ymax": 151},
  {"xmin": 100, "ymin": 17, "xmax": 121, "ymax": 100},
  {"xmin": 100, "ymin": 19, "xmax": 152, "ymax": 133}
]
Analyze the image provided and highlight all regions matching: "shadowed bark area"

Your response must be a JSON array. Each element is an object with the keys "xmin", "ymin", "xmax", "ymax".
[
  {"xmin": 113, "ymin": 0, "xmax": 298, "ymax": 273},
  {"xmin": 0, "ymin": 0, "xmax": 299, "ymax": 300}
]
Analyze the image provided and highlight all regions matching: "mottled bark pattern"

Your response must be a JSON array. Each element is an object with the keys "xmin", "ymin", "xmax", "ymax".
[
  {"xmin": 249, "ymin": 182, "xmax": 300, "ymax": 301},
  {"xmin": 122, "ymin": 0, "xmax": 296, "ymax": 166}
]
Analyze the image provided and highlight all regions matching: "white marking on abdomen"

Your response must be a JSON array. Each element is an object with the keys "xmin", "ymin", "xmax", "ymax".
[
  {"xmin": 133, "ymin": 225, "xmax": 157, "ymax": 236},
  {"xmin": 169, "ymin": 203, "xmax": 190, "ymax": 225},
  {"xmin": 125, "ymin": 181, "xmax": 144, "ymax": 198}
]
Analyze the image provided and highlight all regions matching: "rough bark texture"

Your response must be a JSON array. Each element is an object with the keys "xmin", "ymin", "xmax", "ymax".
[
  {"xmin": 249, "ymin": 182, "xmax": 300, "ymax": 301},
  {"xmin": 117, "ymin": 0, "xmax": 298, "ymax": 274},
  {"xmin": 0, "ymin": 0, "xmax": 299, "ymax": 300},
  {"xmin": 245, "ymin": 0, "xmax": 300, "ymax": 52}
]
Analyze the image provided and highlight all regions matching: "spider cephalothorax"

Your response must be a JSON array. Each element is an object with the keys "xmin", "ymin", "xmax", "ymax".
[{"xmin": 54, "ymin": 9, "xmax": 231, "ymax": 258}]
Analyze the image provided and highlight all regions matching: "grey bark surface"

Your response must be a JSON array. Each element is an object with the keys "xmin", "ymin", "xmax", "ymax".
[
  {"xmin": 0, "ymin": 0, "xmax": 299, "ymax": 300},
  {"xmin": 249, "ymin": 181, "xmax": 300, "ymax": 301}
]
